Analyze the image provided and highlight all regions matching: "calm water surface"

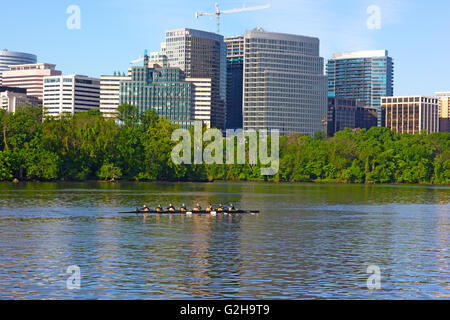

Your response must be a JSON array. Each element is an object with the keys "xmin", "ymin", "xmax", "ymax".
[{"xmin": 0, "ymin": 182, "xmax": 448, "ymax": 299}]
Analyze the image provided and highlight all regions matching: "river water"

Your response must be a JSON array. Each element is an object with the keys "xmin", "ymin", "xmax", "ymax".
[{"xmin": 0, "ymin": 182, "xmax": 448, "ymax": 299}]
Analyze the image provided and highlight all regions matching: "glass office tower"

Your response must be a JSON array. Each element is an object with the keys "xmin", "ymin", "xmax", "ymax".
[
  {"xmin": 120, "ymin": 58, "xmax": 195, "ymax": 128},
  {"xmin": 243, "ymin": 29, "xmax": 327, "ymax": 136},
  {"xmin": 327, "ymin": 50, "xmax": 394, "ymax": 125},
  {"xmin": 225, "ymin": 36, "xmax": 244, "ymax": 130}
]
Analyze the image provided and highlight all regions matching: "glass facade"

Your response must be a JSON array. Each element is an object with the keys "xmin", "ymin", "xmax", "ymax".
[
  {"xmin": 225, "ymin": 36, "xmax": 244, "ymax": 130},
  {"xmin": 327, "ymin": 50, "xmax": 394, "ymax": 126},
  {"xmin": 120, "ymin": 63, "xmax": 195, "ymax": 128},
  {"xmin": 326, "ymin": 98, "xmax": 378, "ymax": 136}
]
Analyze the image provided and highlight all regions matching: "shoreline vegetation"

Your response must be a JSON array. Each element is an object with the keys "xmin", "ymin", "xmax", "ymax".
[{"xmin": 0, "ymin": 104, "xmax": 449, "ymax": 185}]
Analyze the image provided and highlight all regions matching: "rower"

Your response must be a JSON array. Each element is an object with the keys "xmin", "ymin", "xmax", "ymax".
[
  {"xmin": 206, "ymin": 204, "xmax": 213, "ymax": 212},
  {"xmin": 228, "ymin": 203, "xmax": 236, "ymax": 212},
  {"xmin": 167, "ymin": 203, "xmax": 176, "ymax": 212},
  {"xmin": 180, "ymin": 203, "xmax": 187, "ymax": 212},
  {"xmin": 156, "ymin": 204, "xmax": 163, "ymax": 212},
  {"xmin": 193, "ymin": 203, "xmax": 202, "ymax": 212},
  {"xmin": 217, "ymin": 204, "xmax": 224, "ymax": 212},
  {"xmin": 143, "ymin": 205, "xmax": 150, "ymax": 212}
]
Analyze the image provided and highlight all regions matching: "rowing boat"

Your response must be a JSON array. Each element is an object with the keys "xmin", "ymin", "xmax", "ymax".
[{"xmin": 119, "ymin": 210, "xmax": 259, "ymax": 215}]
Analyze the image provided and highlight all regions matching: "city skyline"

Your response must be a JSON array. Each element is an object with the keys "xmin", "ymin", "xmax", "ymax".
[{"xmin": 2, "ymin": 0, "xmax": 449, "ymax": 97}]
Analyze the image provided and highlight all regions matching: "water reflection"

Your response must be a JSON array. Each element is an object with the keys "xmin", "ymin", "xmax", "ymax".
[{"xmin": 0, "ymin": 182, "xmax": 448, "ymax": 299}]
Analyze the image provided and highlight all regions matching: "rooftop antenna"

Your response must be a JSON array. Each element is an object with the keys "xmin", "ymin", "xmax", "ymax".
[
  {"xmin": 130, "ymin": 49, "xmax": 148, "ymax": 66},
  {"xmin": 195, "ymin": 2, "xmax": 271, "ymax": 34}
]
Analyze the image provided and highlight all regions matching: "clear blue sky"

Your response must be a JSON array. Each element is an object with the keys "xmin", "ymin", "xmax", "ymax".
[{"xmin": 3, "ymin": 0, "xmax": 449, "ymax": 96}]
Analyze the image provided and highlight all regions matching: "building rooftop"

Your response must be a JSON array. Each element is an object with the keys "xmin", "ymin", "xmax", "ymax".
[
  {"xmin": 8, "ymin": 63, "xmax": 57, "ymax": 70},
  {"xmin": 244, "ymin": 29, "xmax": 320, "ymax": 43},
  {"xmin": 331, "ymin": 50, "xmax": 389, "ymax": 60}
]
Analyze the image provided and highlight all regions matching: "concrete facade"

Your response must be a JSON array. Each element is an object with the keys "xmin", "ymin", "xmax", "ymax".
[
  {"xmin": 381, "ymin": 96, "xmax": 440, "ymax": 134},
  {"xmin": 100, "ymin": 75, "xmax": 131, "ymax": 118},
  {"xmin": 436, "ymin": 92, "xmax": 450, "ymax": 132},
  {"xmin": 243, "ymin": 29, "xmax": 327, "ymax": 136},
  {"xmin": 164, "ymin": 28, "xmax": 227, "ymax": 130},
  {"xmin": 2, "ymin": 63, "xmax": 61, "ymax": 101},
  {"xmin": 0, "ymin": 49, "xmax": 37, "ymax": 85},
  {"xmin": 43, "ymin": 75, "xmax": 100, "ymax": 117}
]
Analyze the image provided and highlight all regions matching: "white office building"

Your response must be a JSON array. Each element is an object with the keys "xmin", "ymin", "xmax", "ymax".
[
  {"xmin": 243, "ymin": 29, "xmax": 328, "ymax": 136},
  {"xmin": 100, "ymin": 75, "xmax": 131, "ymax": 118},
  {"xmin": 185, "ymin": 78, "xmax": 212, "ymax": 127},
  {"xmin": 43, "ymin": 75, "xmax": 100, "ymax": 117},
  {"xmin": 0, "ymin": 87, "xmax": 40, "ymax": 113}
]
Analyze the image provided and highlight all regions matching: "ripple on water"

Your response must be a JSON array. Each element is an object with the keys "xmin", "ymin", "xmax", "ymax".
[{"xmin": 0, "ymin": 182, "xmax": 448, "ymax": 299}]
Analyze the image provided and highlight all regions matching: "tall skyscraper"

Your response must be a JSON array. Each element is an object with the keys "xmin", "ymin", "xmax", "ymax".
[
  {"xmin": 0, "ymin": 49, "xmax": 37, "ymax": 85},
  {"xmin": 327, "ymin": 50, "xmax": 394, "ymax": 125},
  {"xmin": 225, "ymin": 36, "xmax": 244, "ymax": 130},
  {"xmin": 243, "ymin": 28, "xmax": 327, "ymax": 136},
  {"xmin": 43, "ymin": 75, "xmax": 100, "ymax": 117},
  {"xmin": 2, "ymin": 63, "xmax": 62, "ymax": 101},
  {"xmin": 164, "ymin": 28, "xmax": 227, "ymax": 130},
  {"xmin": 436, "ymin": 92, "xmax": 450, "ymax": 132},
  {"xmin": 381, "ymin": 96, "xmax": 440, "ymax": 134}
]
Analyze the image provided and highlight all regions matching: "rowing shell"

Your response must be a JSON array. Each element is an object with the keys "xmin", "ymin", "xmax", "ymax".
[{"xmin": 119, "ymin": 210, "xmax": 259, "ymax": 215}]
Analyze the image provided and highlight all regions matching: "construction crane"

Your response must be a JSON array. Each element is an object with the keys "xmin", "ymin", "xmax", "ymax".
[{"xmin": 195, "ymin": 2, "xmax": 271, "ymax": 34}]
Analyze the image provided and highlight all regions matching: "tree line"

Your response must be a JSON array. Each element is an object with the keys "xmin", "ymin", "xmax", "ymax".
[{"xmin": 0, "ymin": 104, "xmax": 449, "ymax": 184}]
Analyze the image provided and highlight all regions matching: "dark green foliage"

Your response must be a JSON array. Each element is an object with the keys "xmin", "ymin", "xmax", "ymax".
[{"xmin": 0, "ymin": 105, "xmax": 448, "ymax": 184}]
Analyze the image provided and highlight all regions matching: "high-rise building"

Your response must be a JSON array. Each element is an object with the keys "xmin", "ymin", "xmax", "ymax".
[
  {"xmin": 0, "ymin": 86, "xmax": 40, "ymax": 113},
  {"xmin": 381, "ymin": 96, "xmax": 440, "ymax": 134},
  {"xmin": 0, "ymin": 50, "xmax": 37, "ymax": 85},
  {"xmin": 326, "ymin": 98, "xmax": 378, "ymax": 136},
  {"xmin": 185, "ymin": 78, "xmax": 212, "ymax": 127},
  {"xmin": 243, "ymin": 28, "xmax": 327, "ymax": 136},
  {"xmin": 2, "ymin": 63, "xmax": 62, "ymax": 101},
  {"xmin": 120, "ymin": 61, "xmax": 195, "ymax": 128},
  {"xmin": 436, "ymin": 92, "xmax": 450, "ymax": 132},
  {"xmin": 225, "ymin": 36, "xmax": 244, "ymax": 130},
  {"xmin": 327, "ymin": 50, "xmax": 394, "ymax": 125},
  {"xmin": 43, "ymin": 75, "xmax": 100, "ymax": 117},
  {"xmin": 100, "ymin": 75, "xmax": 131, "ymax": 118},
  {"xmin": 164, "ymin": 28, "xmax": 227, "ymax": 130}
]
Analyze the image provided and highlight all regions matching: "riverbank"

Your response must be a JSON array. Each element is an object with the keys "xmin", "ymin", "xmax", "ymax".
[
  {"xmin": 3, "ymin": 178, "xmax": 450, "ymax": 187},
  {"xmin": 1, "ymin": 105, "xmax": 449, "ymax": 185}
]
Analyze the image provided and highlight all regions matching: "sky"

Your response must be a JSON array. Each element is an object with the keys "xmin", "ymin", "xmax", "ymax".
[{"xmin": 2, "ymin": 0, "xmax": 450, "ymax": 96}]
